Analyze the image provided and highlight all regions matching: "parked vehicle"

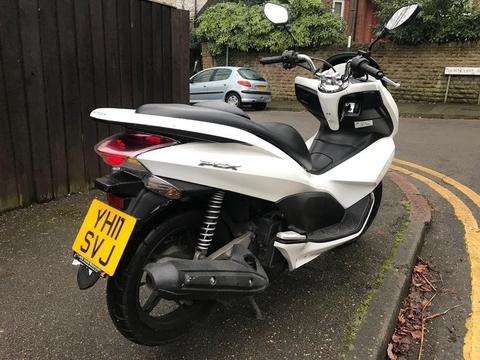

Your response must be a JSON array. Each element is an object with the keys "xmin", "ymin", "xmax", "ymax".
[
  {"xmin": 189, "ymin": 66, "xmax": 271, "ymax": 110},
  {"xmin": 71, "ymin": 3, "xmax": 421, "ymax": 346}
]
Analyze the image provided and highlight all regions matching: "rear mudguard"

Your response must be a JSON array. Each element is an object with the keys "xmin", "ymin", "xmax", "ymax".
[{"xmin": 76, "ymin": 171, "xmax": 214, "ymax": 289}]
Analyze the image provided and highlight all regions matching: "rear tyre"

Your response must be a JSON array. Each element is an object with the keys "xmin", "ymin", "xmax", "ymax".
[
  {"xmin": 225, "ymin": 92, "xmax": 241, "ymax": 108},
  {"xmin": 253, "ymin": 103, "xmax": 267, "ymax": 111},
  {"xmin": 106, "ymin": 211, "xmax": 216, "ymax": 346}
]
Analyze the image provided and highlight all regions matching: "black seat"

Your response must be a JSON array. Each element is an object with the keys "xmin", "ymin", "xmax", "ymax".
[
  {"xmin": 136, "ymin": 104, "xmax": 312, "ymax": 170},
  {"xmin": 193, "ymin": 100, "xmax": 251, "ymax": 120}
]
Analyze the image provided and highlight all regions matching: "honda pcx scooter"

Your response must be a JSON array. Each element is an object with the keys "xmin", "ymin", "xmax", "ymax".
[{"xmin": 71, "ymin": 3, "xmax": 421, "ymax": 345}]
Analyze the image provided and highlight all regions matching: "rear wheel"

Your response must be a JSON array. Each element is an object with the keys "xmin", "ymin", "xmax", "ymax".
[
  {"xmin": 225, "ymin": 92, "xmax": 241, "ymax": 108},
  {"xmin": 106, "ymin": 211, "xmax": 217, "ymax": 346}
]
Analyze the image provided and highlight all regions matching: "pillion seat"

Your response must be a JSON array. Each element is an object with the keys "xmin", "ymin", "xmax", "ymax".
[{"xmin": 135, "ymin": 103, "xmax": 312, "ymax": 170}]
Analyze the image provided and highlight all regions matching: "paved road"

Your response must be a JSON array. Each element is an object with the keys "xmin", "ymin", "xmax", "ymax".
[
  {"xmin": 0, "ymin": 109, "xmax": 478, "ymax": 359},
  {"xmin": 252, "ymin": 110, "xmax": 480, "ymax": 358},
  {"xmin": 0, "ymin": 178, "xmax": 405, "ymax": 359}
]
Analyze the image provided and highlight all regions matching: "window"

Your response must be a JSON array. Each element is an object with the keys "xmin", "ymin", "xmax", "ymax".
[
  {"xmin": 191, "ymin": 69, "xmax": 215, "ymax": 83},
  {"xmin": 238, "ymin": 68, "xmax": 266, "ymax": 81},
  {"xmin": 212, "ymin": 68, "xmax": 232, "ymax": 81},
  {"xmin": 332, "ymin": 0, "xmax": 344, "ymax": 18}
]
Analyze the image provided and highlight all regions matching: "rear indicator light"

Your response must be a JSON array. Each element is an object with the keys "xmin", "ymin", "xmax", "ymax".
[
  {"xmin": 143, "ymin": 175, "xmax": 182, "ymax": 199},
  {"xmin": 95, "ymin": 131, "xmax": 176, "ymax": 168},
  {"xmin": 237, "ymin": 80, "xmax": 252, "ymax": 87}
]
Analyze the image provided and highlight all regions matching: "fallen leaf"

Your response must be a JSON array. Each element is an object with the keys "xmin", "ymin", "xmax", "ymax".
[
  {"xmin": 415, "ymin": 264, "xmax": 428, "ymax": 273},
  {"xmin": 410, "ymin": 329, "xmax": 422, "ymax": 339},
  {"xmin": 387, "ymin": 343, "xmax": 397, "ymax": 360},
  {"xmin": 392, "ymin": 334, "xmax": 402, "ymax": 343}
]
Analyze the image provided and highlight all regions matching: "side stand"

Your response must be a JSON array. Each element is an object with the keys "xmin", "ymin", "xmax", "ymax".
[{"xmin": 248, "ymin": 296, "xmax": 265, "ymax": 320}]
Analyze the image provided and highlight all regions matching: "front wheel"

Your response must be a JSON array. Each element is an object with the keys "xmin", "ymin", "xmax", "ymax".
[{"xmin": 106, "ymin": 211, "xmax": 215, "ymax": 346}]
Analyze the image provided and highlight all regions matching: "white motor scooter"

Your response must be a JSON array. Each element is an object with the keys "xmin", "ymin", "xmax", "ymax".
[{"xmin": 71, "ymin": 3, "xmax": 421, "ymax": 345}]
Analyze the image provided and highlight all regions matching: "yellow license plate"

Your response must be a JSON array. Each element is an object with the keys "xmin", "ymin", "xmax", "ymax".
[
  {"xmin": 72, "ymin": 199, "xmax": 137, "ymax": 276},
  {"xmin": 256, "ymin": 85, "xmax": 267, "ymax": 91}
]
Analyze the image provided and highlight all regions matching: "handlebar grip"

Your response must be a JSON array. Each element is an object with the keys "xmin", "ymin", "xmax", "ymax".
[
  {"xmin": 359, "ymin": 62, "xmax": 384, "ymax": 80},
  {"xmin": 259, "ymin": 55, "xmax": 283, "ymax": 65}
]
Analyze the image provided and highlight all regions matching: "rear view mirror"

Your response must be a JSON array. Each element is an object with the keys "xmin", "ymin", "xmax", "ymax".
[
  {"xmin": 264, "ymin": 3, "xmax": 289, "ymax": 25},
  {"xmin": 385, "ymin": 4, "xmax": 421, "ymax": 31}
]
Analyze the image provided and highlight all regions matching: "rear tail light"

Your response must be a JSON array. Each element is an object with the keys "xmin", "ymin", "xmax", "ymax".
[
  {"xmin": 237, "ymin": 80, "xmax": 252, "ymax": 87},
  {"xmin": 95, "ymin": 131, "xmax": 176, "ymax": 169}
]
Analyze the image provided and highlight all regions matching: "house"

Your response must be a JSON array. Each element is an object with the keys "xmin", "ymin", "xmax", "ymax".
[
  {"xmin": 329, "ymin": 0, "xmax": 378, "ymax": 44},
  {"xmin": 161, "ymin": 0, "xmax": 480, "ymax": 45},
  {"xmin": 198, "ymin": 0, "xmax": 379, "ymax": 44}
]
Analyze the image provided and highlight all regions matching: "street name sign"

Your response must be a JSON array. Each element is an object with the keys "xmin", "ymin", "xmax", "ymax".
[{"xmin": 444, "ymin": 67, "xmax": 480, "ymax": 76}]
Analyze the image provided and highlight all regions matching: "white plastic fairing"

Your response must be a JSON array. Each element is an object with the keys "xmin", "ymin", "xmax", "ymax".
[
  {"xmin": 294, "ymin": 76, "xmax": 400, "ymax": 134},
  {"xmin": 90, "ymin": 102, "xmax": 394, "ymax": 208},
  {"xmin": 275, "ymin": 193, "xmax": 375, "ymax": 270}
]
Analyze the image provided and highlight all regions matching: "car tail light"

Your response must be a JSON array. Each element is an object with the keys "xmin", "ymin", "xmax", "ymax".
[
  {"xmin": 237, "ymin": 80, "xmax": 252, "ymax": 87},
  {"xmin": 95, "ymin": 131, "xmax": 176, "ymax": 169}
]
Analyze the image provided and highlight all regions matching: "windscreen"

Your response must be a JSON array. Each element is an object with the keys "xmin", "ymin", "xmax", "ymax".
[{"xmin": 238, "ymin": 68, "xmax": 266, "ymax": 81}]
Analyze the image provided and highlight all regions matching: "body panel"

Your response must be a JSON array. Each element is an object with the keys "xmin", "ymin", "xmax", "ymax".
[
  {"xmin": 90, "ymin": 107, "xmax": 394, "ymax": 208},
  {"xmin": 295, "ymin": 76, "xmax": 399, "ymax": 134}
]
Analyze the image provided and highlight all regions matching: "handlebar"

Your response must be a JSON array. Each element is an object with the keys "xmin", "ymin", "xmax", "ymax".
[
  {"xmin": 259, "ymin": 55, "xmax": 284, "ymax": 65},
  {"xmin": 351, "ymin": 55, "xmax": 401, "ymax": 87},
  {"xmin": 358, "ymin": 62, "xmax": 384, "ymax": 80},
  {"xmin": 260, "ymin": 51, "xmax": 317, "ymax": 72},
  {"xmin": 260, "ymin": 51, "xmax": 400, "ymax": 88}
]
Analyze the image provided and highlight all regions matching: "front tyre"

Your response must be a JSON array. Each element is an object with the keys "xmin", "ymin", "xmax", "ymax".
[{"xmin": 106, "ymin": 211, "xmax": 214, "ymax": 346}]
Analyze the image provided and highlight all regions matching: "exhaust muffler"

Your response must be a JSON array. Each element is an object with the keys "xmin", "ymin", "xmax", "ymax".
[{"xmin": 144, "ymin": 245, "xmax": 269, "ymax": 300}]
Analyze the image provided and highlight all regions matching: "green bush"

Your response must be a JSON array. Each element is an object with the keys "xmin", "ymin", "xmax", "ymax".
[
  {"xmin": 374, "ymin": 0, "xmax": 480, "ymax": 44},
  {"xmin": 195, "ymin": 1, "xmax": 346, "ymax": 56}
]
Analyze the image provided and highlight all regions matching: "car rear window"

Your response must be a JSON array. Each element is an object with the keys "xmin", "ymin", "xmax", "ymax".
[{"xmin": 238, "ymin": 68, "xmax": 265, "ymax": 81}]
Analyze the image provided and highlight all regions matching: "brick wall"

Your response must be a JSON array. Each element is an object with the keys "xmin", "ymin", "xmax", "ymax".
[{"xmin": 217, "ymin": 43, "xmax": 480, "ymax": 104}]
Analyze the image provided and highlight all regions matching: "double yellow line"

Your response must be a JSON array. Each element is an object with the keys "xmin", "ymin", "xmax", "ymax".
[{"xmin": 391, "ymin": 159, "xmax": 480, "ymax": 359}]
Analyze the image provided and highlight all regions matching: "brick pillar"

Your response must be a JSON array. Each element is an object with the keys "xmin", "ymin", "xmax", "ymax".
[{"xmin": 201, "ymin": 42, "xmax": 214, "ymax": 69}]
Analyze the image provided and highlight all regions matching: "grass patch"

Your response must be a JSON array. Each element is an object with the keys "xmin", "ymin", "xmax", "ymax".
[{"xmin": 342, "ymin": 201, "xmax": 411, "ymax": 356}]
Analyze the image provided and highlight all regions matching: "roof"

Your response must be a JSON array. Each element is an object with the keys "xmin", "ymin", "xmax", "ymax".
[{"xmin": 197, "ymin": 0, "xmax": 223, "ymax": 17}]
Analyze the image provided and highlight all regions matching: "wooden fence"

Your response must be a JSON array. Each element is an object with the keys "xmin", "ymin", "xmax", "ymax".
[{"xmin": 0, "ymin": 0, "xmax": 190, "ymax": 212}]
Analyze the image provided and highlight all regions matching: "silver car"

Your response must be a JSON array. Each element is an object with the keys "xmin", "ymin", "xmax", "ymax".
[{"xmin": 189, "ymin": 66, "xmax": 272, "ymax": 110}]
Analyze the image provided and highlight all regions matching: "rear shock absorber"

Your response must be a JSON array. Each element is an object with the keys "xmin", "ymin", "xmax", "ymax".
[{"xmin": 195, "ymin": 190, "xmax": 225, "ymax": 259}]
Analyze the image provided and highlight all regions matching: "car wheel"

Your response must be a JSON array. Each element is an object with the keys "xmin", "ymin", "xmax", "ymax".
[
  {"xmin": 253, "ymin": 103, "xmax": 267, "ymax": 111},
  {"xmin": 225, "ymin": 92, "xmax": 241, "ymax": 108}
]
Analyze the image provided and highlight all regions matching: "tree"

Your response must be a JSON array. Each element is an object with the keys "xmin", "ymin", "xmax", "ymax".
[
  {"xmin": 194, "ymin": 1, "xmax": 346, "ymax": 56},
  {"xmin": 374, "ymin": 0, "xmax": 480, "ymax": 44}
]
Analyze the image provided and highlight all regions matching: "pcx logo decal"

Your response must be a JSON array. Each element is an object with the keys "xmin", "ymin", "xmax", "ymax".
[{"xmin": 199, "ymin": 161, "xmax": 241, "ymax": 171}]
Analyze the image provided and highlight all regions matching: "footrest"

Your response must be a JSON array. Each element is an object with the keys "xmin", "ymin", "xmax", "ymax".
[{"xmin": 307, "ymin": 193, "xmax": 374, "ymax": 243}]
